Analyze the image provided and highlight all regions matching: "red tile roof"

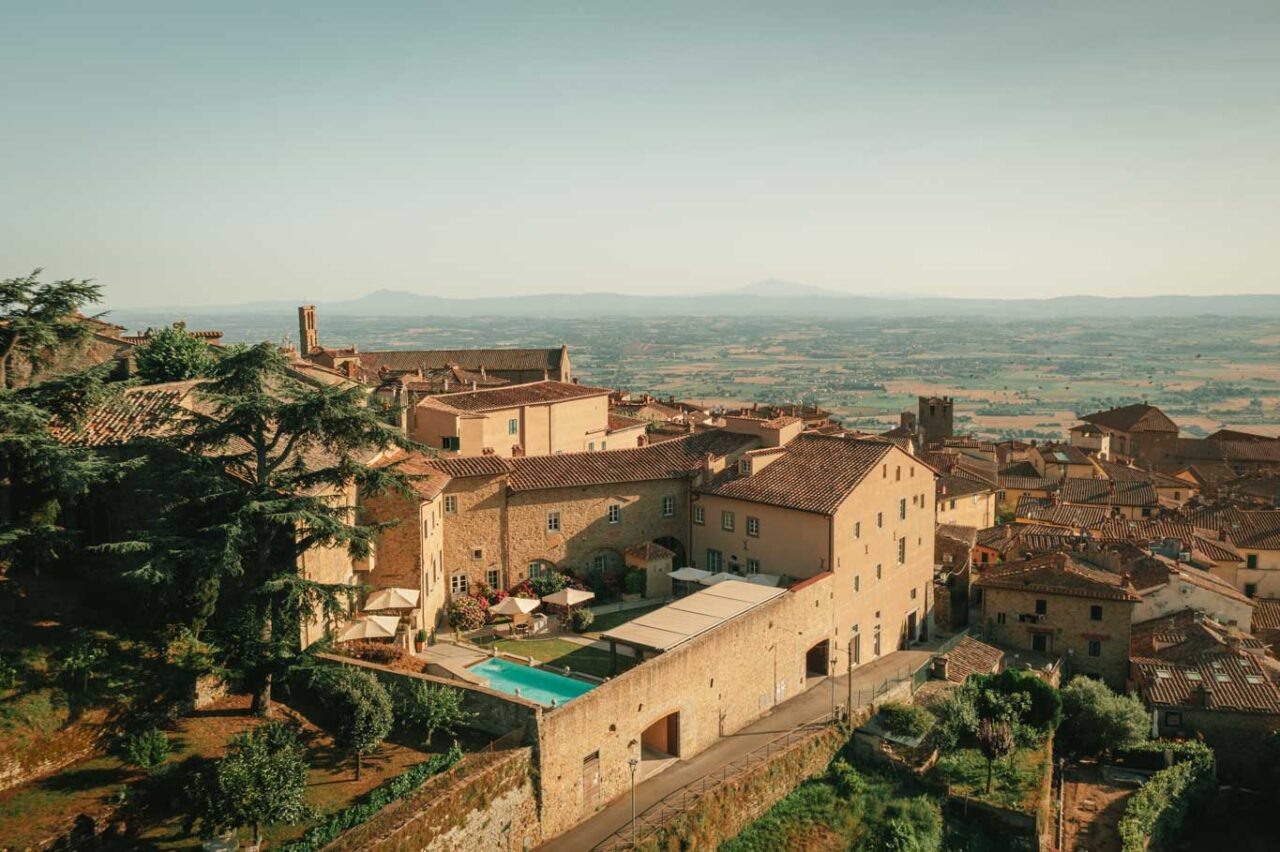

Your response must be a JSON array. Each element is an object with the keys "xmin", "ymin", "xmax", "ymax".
[
  {"xmin": 607, "ymin": 412, "xmax": 648, "ymax": 433},
  {"xmin": 358, "ymin": 346, "xmax": 567, "ymax": 375},
  {"xmin": 51, "ymin": 381, "xmax": 199, "ymax": 447},
  {"xmin": 1081, "ymin": 403, "xmax": 1178, "ymax": 433},
  {"xmin": 431, "ymin": 455, "xmax": 514, "ymax": 478},
  {"xmin": 1058, "ymin": 478, "xmax": 1158, "ymax": 508},
  {"xmin": 425, "ymin": 380, "xmax": 611, "ymax": 414},
  {"xmin": 507, "ymin": 430, "xmax": 756, "ymax": 493},
  {"xmin": 974, "ymin": 552, "xmax": 1140, "ymax": 602},
  {"xmin": 696, "ymin": 434, "xmax": 895, "ymax": 515},
  {"xmin": 1185, "ymin": 508, "xmax": 1280, "ymax": 550},
  {"xmin": 1254, "ymin": 599, "xmax": 1280, "ymax": 632},
  {"xmin": 941, "ymin": 636, "xmax": 1005, "ymax": 683},
  {"xmin": 372, "ymin": 451, "xmax": 452, "ymax": 500}
]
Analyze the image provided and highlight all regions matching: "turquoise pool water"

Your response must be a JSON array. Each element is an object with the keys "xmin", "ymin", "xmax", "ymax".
[{"xmin": 469, "ymin": 657, "xmax": 596, "ymax": 706}]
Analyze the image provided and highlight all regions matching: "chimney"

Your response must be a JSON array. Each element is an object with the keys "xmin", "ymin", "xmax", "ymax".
[
  {"xmin": 480, "ymin": 366, "xmax": 487, "ymax": 379},
  {"xmin": 471, "ymin": 381, "xmax": 477, "ymax": 391},
  {"xmin": 297, "ymin": 305, "xmax": 318, "ymax": 355},
  {"xmin": 344, "ymin": 361, "xmax": 359, "ymax": 379},
  {"xmin": 1192, "ymin": 684, "xmax": 1212, "ymax": 709},
  {"xmin": 931, "ymin": 655, "xmax": 950, "ymax": 680}
]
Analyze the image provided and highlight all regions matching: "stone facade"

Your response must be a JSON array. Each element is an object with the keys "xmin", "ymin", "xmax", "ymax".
[
  {"xmin": 979, "ymin": 585, "xmax": 1133, "ymax": 689},
  {"xmin": 936, "ymin": 490, "xmax": 996, "ymax": 528},
  {"xmin": 535, "ymin": 576, "xmax": 834, "ymax": 838},
  {"xmin": 297, "ymin": 484, "xmax": 361, "ymax": 648},
  {"xmin": 362, "ymin": 489, "xmax": 448, "ymax": 632}
]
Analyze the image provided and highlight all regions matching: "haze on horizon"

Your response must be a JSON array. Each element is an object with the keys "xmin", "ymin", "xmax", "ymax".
[{"xmin": 3, "ymin": 1, "xmax": 1279, "ymax": 308}]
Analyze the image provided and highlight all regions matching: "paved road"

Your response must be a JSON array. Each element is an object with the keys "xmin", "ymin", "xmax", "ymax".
[{"xmin": 538, "ymin": 648, "xmax": 933, "ymax": 851}]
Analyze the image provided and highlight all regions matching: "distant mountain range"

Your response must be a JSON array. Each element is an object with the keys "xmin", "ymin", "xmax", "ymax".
[{"xmin": 136, "ymin": 281, "xmax": 1280, "ymax": 319}]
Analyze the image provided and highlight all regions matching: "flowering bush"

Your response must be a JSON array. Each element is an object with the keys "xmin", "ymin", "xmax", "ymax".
[{"xmin": 447, "ymin": 596, "xmax": 486, "ymax": 630}]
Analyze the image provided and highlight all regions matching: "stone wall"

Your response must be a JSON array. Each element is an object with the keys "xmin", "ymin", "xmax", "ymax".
[
  {"xmin": 314, "ymin": 654, "xmax": 540, "ymax": 739},
  {"xmin": 534, "ymin": 576, "xmax": 835, "ymax": 839},
  {"xmin": 326, "ymin": 748, "xmax": 539, "ymax": 852}
]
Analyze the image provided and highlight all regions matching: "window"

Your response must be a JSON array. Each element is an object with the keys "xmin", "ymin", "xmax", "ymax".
[
  {"xmin": 592, "ymin": 553, "xmax": 609, "ymax": 571},
  {"xmin": 546, "ymin": 510, "xmax": 561, "ymax": 532},
  {"xmin": 444, "ymin": 495, "xmax": 458, "ymax": 514},
  {"xmin": 528, "ymin": 561, "xmax": 543, "ymax": 578},
  {"xmin": 450, "ymin": 573, "xmax": 469, "ymax": 595},
  {"xmin": 1173, "ymin": 491, "xmax": 1181, "ymax": 501},
  {"xmin": 601, "ymin": 441, "xmax": 607, "ymax": 450},
  {"xmin": 910, "ymin": 466, "xmax": 915, "ymax": 478},
  {"xmin": 996, "ymin": 612, "xmax": 1006, "ymax": 625},
  {"xmin": 899, "ymin": 498, "xmax": 907, "ymax": 520},
  {"xmin": 1247, "ymin": 554, "xmax": 1259, "ymax": 569},
  {"xmin": 854, "ymin": 521, "xmax": 861, "ymax": 539},
  {"xmin": 422, "ymin": 518, "xmax": 430, "ymax": 538},
  {"xmin": 1245, "ymin": 582, "xmax": 1258, "ymax": 598},
  {"xmin": 876, "ymin": 512, "xmax": 883, "ymax": 529},
  {"xmin": 949, "ymin": 499, "xmax": 956, "ymax": 510},
  {"xmin": 1164, "ymin": 711, "xmax": 1182, "ymax": 727},
  {"xmin": 588, "ymin": 441, "xmax": 596, "ymax": 452},
  {"xmin": 738, "ymin": 459, "xmax": 750, "ymax": 475},
  {"xmin": 486, "ymin": 569, "xmax": 500, "ymax": 588},
  {"xmin": 911, "ymin": 587, "xmax": 917, "ymax": 599},
  {"xmin": 662, "ymin": 495, "xmax": 675, "ymax": 518},
  {"xmin": 693, "ymin": 505, "xmax": 705, "ymax": 525},
  {"xmin": 746, "ymin": 558, "xmax": 761, "ymax": 574},
  {"xmin": 471, "ymin": 548, "xmax": 484, "ymax": 560},
  {"xmin": 1032, "ymin": 633, "xmax": 1049, "ymax": 652},
  {"xmin": 1090, "ymin": 605, "xmax": 1103, "ymax": 621},
  {"xmin": 895, "ymin": 465, "xmax": 901, "ymax": 481},
  {"xmin": 722, "ymin": 511, "xmax": 735, "ymax": 531},
  {"xmin": 875, "ymin": 563, "xmax": 882, "ymax": 581},
  {"xmin": 1087, "ymin": 640, "xmax": 1102, "ymax": 657},
  {"xmin": 706, "ymin": 549, "xmax": 723, "ymax": 571},
  {"xmin": 508, "ymin": 418, "xmax": 518, "ymax": 435},
  {"xmin": 897, "ymin": 537, "xmax": 906, "ymax": 564},
  {"xmin": 1035, "ymin": 599, "xmax": 1047, "ymax": 615},
  {"xmin": 853, "ymin": 574, "xmax": 860, "ymax": 592},
  {"xmin": 607, "ymin": 504, "xmax": 621, "ymax": 524},
  {"xmin": 746, "ymin": 516, "xmax": 760, "ymax": 537}
]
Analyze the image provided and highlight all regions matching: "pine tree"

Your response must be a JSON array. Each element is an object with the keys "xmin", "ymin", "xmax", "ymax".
[{"xmin": 0, "ymin": 269, "xmax": 102, "ymax": 388}]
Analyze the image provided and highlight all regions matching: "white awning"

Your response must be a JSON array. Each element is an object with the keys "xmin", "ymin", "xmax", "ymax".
[
  {"xmin": 542, "ymin": 588, "xmax": 596, "ymax": 607},
  {"xmin": 602, "ymin": 580, "xmax": 787, "ymax": 652},
  {"xmin": 338, "ymin": 614, "xmax": 401, "ymax": 642},
  {"xmin": 489, "ymin": 597, "xmax": 541, "ymax": 616},
  {"xmin": 363, "ymin": 587, "xmax": 421, "ymax": 611},
  {"xmin": 669, "ymin": 567, "xmax": 711, "ymax": 582},
  {"xmin": 699, "ymin": 572, "xmax": 738, "ymax": 586}
]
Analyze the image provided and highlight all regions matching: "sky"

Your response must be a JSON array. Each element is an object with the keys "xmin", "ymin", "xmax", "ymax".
[{"xmin": 3, "ymin": 1, "xmax": 1279, "ymax": 307}]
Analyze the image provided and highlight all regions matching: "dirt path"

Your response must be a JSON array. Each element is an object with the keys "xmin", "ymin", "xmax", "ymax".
[{"xmin": 1060, "ymin": 762, "xmax": 1134, "ymax": 852}]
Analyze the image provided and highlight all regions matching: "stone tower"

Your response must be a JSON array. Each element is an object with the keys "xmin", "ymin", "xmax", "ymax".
[
  {"xmin": 298, "ymin": 305, "xmax": 318, "ymax": 355},
  {"xmin": 918, "ymin": 396, "xmax": 953, "ymax": 447}
]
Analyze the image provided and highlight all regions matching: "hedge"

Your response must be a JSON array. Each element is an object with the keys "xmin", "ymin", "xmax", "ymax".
[
  {"xmin": 1117, "ymin": 741, "xmax": 1215, "ymax": 852},
  {"xmin": 280, "ymin": 743, "xmax": 463, "ymax": 851}
]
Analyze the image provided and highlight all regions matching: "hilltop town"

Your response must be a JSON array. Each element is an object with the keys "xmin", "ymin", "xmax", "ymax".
[{"xmin": 3, "ymin": 291, "xmax": 1280, "ymax": 850}]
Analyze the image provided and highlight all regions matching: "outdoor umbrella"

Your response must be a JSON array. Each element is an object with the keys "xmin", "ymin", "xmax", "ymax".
[
  {"xmin": 699, "ymin": 572, "xmax": 738, "ymax": 586},
  {"xmin": 489, "ymin": 597, "xmax": 542, "ymax": 616},
  {"xmin": 362, "ymin": 587, "xmax": 421, "ymax": 612},
  {"xmin": 541, "ymin": 588, "xmax": 596, "ymax": 608},
  {"xmin": 668, "ymin": 567, "xmax": 711, "ymax": 582},
  {"xmin": 337, "ymin": 614, "xmax": 400, "ymax": 642}
]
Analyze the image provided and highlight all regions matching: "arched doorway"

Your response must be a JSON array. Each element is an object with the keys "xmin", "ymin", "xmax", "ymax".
[{"xmin": 654, "ymin": 536, "xmax": 686, "ymax": 566}]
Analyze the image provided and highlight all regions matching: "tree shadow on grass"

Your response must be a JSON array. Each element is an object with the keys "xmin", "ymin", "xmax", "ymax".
[{"xmin": 38, "ymin": 765, "xmax": 129, "ymax": 793}]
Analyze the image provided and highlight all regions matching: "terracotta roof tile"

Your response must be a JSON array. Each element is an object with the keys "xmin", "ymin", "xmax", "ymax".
[
  {"xmin": 358, "ymin": 347, "xmax": 567, "ymax": 375},
  {"xmin": 425, "ymin": 380, "xmax": 611, "ymax": 414},
  {"xmin": 974, "ymin": 552, "xmax": 1140, "ymax": 602},
  {"xmin": 1081, "ymin": 403, "xmax": 1178, "ymax": 433},
  {"xmin": 431, "ymin": 455, "xmax": 514, "ymax": 478},
  {"xmin": 942, "ymin": 636, "xmax": 1005, "ymax": 683},
  {"xmin": 1254, "ymin": 599, "xmax": 1280, "ymax": 631},
  {"xmin": 51, "ymin": 381, "xmax": 199, "ymax": 447},
  {"xmin": 696, "ymin": 434, "xmax": 894, "ymax": 515},
  {"xmin": 508, "ymin": 430, "xmax": 755, "ymax": 492}
]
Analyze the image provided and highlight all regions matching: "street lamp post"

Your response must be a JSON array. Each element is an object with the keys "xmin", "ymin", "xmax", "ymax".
[{"xmin": 628, "ymin": 756, "xmax": 639, "ymax": 846}]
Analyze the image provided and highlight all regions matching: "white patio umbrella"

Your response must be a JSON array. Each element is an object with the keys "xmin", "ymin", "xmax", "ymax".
[
  {"xmin": 668, "ymin": 567, "xmax": 711, "ymax": 582},
  {"xmin": 362, "ymin": 587, "xmax": 421, "ymax": 612},
  {"xmin": 489, "ymin": 597, "xmax": 542, "ymax": 616},
  {"xmin": 541, "ymin": 588, "xmax": 596, "ymax": 608},
  {"xmin": 338, "ymin": 614, "xmax": 400, "ymax": 642},
  {"xmin": 699, "ymin": 572, "xmax": 738, "ymax": 586}
]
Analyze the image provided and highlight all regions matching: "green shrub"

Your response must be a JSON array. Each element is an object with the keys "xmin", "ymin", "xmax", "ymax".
[
  {"xmin": 1058, "ymin": 676, "xmax": 1149, "ymax": 756},
  {"xmin": 861, "ymin": 796, "xmax": 942, "ymax": 852},
  {"xmin": 1117, "ymin": 741, "xmax": 1215, "ymax": 851},
  {"xmin": 878, "ymin": 702, "xmax": 934, "ymax": 740},
  {"xmin": 123, "ymin": 727, "xmax": 171, "ymax": 772},
  {"xmin": 528, "ymin": 571, "xmax": 570, "ymax": 597},
  {"xmin": 829, "ymin": 758, "xmax": 866, "ymax": 798},
  {"xmin": 971, "ymin": 669, "xmax": 1062, "ymax": 734},
  {"xmin": 569, "ymin": 608, "xmax": 595, "ymax": 633},
  {"xmin": 926, "ymin": 686, "xmax": 978, "ymax": 752},
  {"xmin": 447, "ymin": 596, "xmax": 486, "ymax": 630},
  {"xmin": 391, "ymin": 679, "xmax": 474, "ymax": 746},
  {"xmin": 624, "ymin": 570, "xmax": 646, "ymax": 595}
]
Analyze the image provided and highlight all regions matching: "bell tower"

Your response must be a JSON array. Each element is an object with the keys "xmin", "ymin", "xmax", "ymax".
[{"xmin": 298, "ymin": 305, "xmax": 318, "ymax": 355}]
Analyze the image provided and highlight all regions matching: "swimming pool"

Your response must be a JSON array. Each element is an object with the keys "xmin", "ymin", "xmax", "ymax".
[{"xmin": 469, "ymin": 657, "xmax": 597, "ymax": 707}]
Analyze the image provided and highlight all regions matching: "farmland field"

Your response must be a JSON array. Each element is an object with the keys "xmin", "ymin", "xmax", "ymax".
[{"xmin": 113, "ymin": 311, "xmax": 1280, "ymax": 441}]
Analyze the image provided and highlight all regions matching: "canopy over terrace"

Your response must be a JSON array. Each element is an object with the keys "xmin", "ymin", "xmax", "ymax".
[
  {"xmin": 338, "ymin": 614, "xmax": 401, "ymax": 642},
  {"xmin": 600, "ymin": 580, "xmax": 787, "ymax": 674},
  {"xmin": 363, "ymin": 587, "xmax": 420, "ymax": 612}
]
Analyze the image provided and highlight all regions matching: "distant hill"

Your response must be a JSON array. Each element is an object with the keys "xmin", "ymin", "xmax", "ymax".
[{"xmin": 139, "ymin": 287, "xmax": 1280, "ymax": 319}]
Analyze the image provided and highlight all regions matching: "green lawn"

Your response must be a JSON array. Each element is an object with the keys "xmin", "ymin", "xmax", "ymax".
[
  {"xmin": 932, "ymin": 744, "xmax": 1051, "ymax": 811},
  {"xmin": 584, "ymin": 603, "xmax": 665, "ymax": 636},
  {"xmin": 477, "ymin": 637, "xmax": 635, "ymax": 679}
]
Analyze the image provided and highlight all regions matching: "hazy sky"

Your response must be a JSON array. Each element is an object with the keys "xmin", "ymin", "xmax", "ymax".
[{"xmin": 3, "ymin": 1, "xmax": 1279, "ymax": 307}]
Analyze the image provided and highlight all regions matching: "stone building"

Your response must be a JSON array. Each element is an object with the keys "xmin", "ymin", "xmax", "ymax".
[
  {"xmin": 693, "ymin": 433, "xmax": 937, "ymax": 662},
  {"xmin": 1072, "ymin": 403, "xmax": 1179, "ymax": 463},
  {"xmin": 410, "ymin": 380, "xmax": 641, "ymax": 457},
  {"xmin": 935, "ymin": 473, "xmax": 997, "ymax": 529},
  {"xmin": 1130, "ymin": 610, "xmax": 1280, "ymax": 779},
  {"xmin": 917, "ymin": 395, "xmax": 954, "ymax": 447},
  {"xmin": 973, "ymin": 552, "xmax": 1139, "ymax": 689}
]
